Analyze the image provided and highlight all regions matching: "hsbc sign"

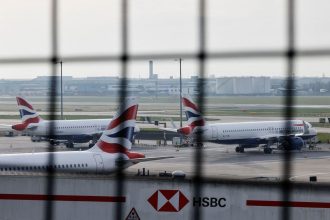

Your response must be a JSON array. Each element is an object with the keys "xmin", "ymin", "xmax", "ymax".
[
  {"xmin": 148, "ymin": 190, "xmax": 189, "ymax": 212},
  {"xmin": 148, "ymin": 189, "xmax": 228, "ymax": 213}
]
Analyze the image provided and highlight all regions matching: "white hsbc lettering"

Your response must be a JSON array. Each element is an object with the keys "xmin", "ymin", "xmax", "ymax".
[{"xmin": 193, "ymin": 197, "xmax": 226, "ymax": 208}]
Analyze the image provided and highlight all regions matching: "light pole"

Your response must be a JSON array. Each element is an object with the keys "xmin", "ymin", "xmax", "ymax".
[
  {"xmin": 175, "ymin": 58, "xmax": 183, "ymax": 145},
  {"xmin": 179, "ymin": 58, "xmax": 182, "ymax": 128},
  {"xmin": 56, "ymin": 60, "xmax": 63, "ymax": 120}
]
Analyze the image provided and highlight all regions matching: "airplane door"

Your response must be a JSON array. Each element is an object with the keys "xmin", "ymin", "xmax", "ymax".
[
  {"xmin": 93, "ymin": 154, "xmax": 104, "ymax": 173},
  {"xmin": 212, "ymin": 126, "xmax": 217, "ymax": 139}
]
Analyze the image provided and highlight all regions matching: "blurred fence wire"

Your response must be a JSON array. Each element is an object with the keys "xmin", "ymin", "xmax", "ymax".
[{"xmin": 1, "ymin": 0, "xmax": 330, "ymax": 219}]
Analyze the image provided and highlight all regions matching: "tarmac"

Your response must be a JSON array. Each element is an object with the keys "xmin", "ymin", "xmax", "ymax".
[{"xmin": 1, "ymin": 136, "xmax": 330, "ymax": 183}]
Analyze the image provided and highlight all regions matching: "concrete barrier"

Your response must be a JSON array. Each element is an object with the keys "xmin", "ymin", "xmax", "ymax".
[{"xmin": 0, "ymin": 174, "xmax": 329, "ymax": 220}]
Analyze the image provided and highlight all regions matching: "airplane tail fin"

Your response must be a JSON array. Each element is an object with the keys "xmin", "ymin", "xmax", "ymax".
[
  {"xmin": 12, "ymin": 97, "xmax": 43, "ymax": 131},
  {"xmin": 182, "ymin": 96, "xmax": 205, "ymax": 128},
  {"xmin": 175, "ymin": 96, "xmax": 206, "ymax": 136},
  {"xmin": 90, "ymin": 97, "xmax": 144, "ymax": 159},
  {"xmin": 16, "ymin": 97, "xmax": 43, "ymax": 123}
]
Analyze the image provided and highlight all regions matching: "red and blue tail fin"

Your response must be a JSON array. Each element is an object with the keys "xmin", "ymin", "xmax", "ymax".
[
  {"xmin": 182, "ymin": 96, "xmax": 205, "ymax": 129},
  {"xmin": 16, "ymin": 97, "xmax": 43, "ymax": 123},
  {"xmin": 12, "ymin": 97, "xmax": 43, "ymax": 131},
  {"xmin": 90, "ymin": 97, "xmax": 141, "ymax": 158}
]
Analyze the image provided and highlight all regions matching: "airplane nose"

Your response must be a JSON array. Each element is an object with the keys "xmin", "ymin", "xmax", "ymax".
[
  {"xmin": 309, "ymin": 128, "xmax": 317, "ymax": 135},
  {"xmin": 305, "ymin": 127, "xmax": 317, "ymax": 136}
]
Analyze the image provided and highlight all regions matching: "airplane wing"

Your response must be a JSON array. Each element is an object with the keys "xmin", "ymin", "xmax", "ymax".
[
  {"xmin": 128, "ymin": 156, "xmax": 174, "ymax": 163},
  {"xmin": 157, "ymin": 127, "xmax": 178, "ymax": 133},
  {"xmin": 259, "ymin": 131, "xmax": 304, "ymax": 139}
]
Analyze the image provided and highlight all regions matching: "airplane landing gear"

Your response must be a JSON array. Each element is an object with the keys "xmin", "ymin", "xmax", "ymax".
[
  {"xmin": 196, "ymin": 143, "xmax": 204, "ymax": 148},
  {"xmin": 264, "ymin": 147, "xmax": 273, "ymax": 154},
  {"xmin": 50, "ymin": 139, "xmax": 57, "ymax": 146},
  {"xmin": 88, "ymin": 140, "xmax": 96, "ymax": 148},
  {"xmin": 235, "ymin": 146, "xmax": 244, "ymax": 153},
  {"xmin": 66, "ymin": 142, "xmax": 74, "ymax": 148}
]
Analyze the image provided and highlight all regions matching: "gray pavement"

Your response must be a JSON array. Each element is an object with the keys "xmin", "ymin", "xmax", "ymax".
[
  {"xmin": 128, "ymin": 142, "xmax": 330, "ymax": 182},
  {"xmin": 1, "ymin": 136, "xmax": 330, "ymax": 183}
]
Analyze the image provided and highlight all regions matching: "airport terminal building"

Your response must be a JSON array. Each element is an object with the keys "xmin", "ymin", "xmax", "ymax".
[{"xmin": 1, "ymin": 76, "xmax": 330, "ymax": 97}]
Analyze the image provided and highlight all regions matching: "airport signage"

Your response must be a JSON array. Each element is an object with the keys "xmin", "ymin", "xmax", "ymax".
[
  {"xmin": 148, "ymin": 189, "xmax": 228, "ymax": 213},
  {"xmin": 147, "ymin": 189, "xmax": 189, "ymax": 212},
  {"xmin": 125, "ymin": 208, "xmax": 140, "ymax": 220},
  {"xmin": 193, "ymin": 197, "xmax": 227, "ymax": 207}
]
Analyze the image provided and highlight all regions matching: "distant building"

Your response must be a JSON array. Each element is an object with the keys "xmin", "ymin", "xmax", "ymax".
[
  {"xmin": 1, "ymin": 75, "xmax": 330, "ymax": 97},
  {"xmin": 216, "ymin": 77, "xmax": 271, "ymax": 95}
]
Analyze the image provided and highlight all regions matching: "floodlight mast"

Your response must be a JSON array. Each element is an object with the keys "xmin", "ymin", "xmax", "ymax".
[{"xmin": 56, "ymin": 60, "xmax": 63, "ymax": 120}]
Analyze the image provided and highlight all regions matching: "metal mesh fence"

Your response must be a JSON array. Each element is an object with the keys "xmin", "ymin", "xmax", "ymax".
[{"xmin": 1, "ymin": 0, "xmax": 330, "ymax": 219}]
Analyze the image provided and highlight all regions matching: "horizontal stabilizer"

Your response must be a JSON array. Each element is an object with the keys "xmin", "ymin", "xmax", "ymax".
[
  {"xmin": 0, "ymin": 124, "xmax": 12, "ymax": 128},
  {"xmin": 128, "ymin": 156, "xmax": 174, "ymax": 163},
  {"xmin": 26, "ymin": 124, "xmax": 39, "ymax": 130},
  {"xmin": 0, "ymin": 124, "xmax": 13, "ymax": 131}
]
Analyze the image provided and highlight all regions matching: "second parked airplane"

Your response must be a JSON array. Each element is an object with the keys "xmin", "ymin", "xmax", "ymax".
[{"xmin": 162, "ymin": 97, "xmax": 317, "ymax": 154}]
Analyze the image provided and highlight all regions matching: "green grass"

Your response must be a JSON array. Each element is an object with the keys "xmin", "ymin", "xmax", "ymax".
[
  {"xmin": 140, "ymin": 127, "xmax": 160, "ymax": 132},
  {"xmin": 317, "ymin": 133, "xmax": 330, "ymax": 143}
]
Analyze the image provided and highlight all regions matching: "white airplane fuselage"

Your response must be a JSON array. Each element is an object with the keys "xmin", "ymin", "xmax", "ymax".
[
  {"xmin": 30, "ymin": 119, "xmax": 110, "ymax": 136},
  {"xmin": 193, "ymin": 120, "xmax": 316, "ymax": 146},
  {"xmin": 23, "ymin": 119, "xmax": 139, "ymax": 144},
  {"xmin": 0, "ymin": 149, "xmax": 132, "ymax": 174}
]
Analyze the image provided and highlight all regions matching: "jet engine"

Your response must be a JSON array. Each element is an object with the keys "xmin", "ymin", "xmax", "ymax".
[{"xmin": 280, "ymin": 136, "xmax": 304, "ymax": 150}]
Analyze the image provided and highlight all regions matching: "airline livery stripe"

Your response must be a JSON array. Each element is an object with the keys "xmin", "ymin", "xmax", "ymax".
[
  {"xmin": 246, "ymin": 200, "xmax": 330, "ymax": 208},
  {"xmin": 182, "ymin": 98, "xmax": 198, "ymax": 111},
  {"xmin": 16, "ymin": 97, "xmax": 34, "ymax": 109},
  {"xmin": 19, "ymin": 109, "xmax": 36, "ymax": 116},
  {"xmin": 293, "ymin": 124, "xmax": 304, "ymax": 126},
  {"xmin": 108, "ymin": 105, "xmax": 138, "ymax": 129},
  {"xmin": 97, "ymin": 140, "xmax": 128, "ymax": 153},
  {"xmin": 0, "ymin": 193, "xmax": 126, "ymax": 203},
  {"xmin": 108, "ymin": 127, "xmax": 134, "ymax": 139},
  {"xmin": 12, "ymin": 117, "xmax": 41, "ymax": 131},
  {"xmin": 186, "ymin": 111, "xmax": 201, "ymax": 118},
  {"xmin": 190, "ymin": 119, "xmax": 205, "ymax": 127}
]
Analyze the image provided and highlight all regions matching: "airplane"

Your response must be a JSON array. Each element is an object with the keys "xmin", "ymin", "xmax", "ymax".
[
  {"xmin": 9, "ymin": 96, "xmax": 140, "ymax": 148},
  {"xmin": 160, "ymin": 97, "xmax": 317, "ymax": 154},
  {"xmin": 0, "ymin": 97, "xmax": 172, "ymax": 173}
]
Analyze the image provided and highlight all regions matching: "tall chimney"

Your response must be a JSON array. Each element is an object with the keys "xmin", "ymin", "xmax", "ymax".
[{"xmin": 149, "ymin": 60, "xmax": 153, "ymax": 79}]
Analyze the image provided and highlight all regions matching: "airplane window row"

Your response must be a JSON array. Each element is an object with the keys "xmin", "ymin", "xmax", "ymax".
[
  {"xmin": 223, "ymin": 127, "xmax": 303, "ymax": 133},
  {"xmin": 0, "ymin": 163, "xmax": 88, "ymax": 172},
  {"xmin": 55, "ymin": 125, "xmax": 98, "ymax": 129}
]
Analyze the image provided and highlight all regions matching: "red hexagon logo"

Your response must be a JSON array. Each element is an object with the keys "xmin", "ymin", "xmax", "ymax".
[{"xmin": 148, "ymin": 190, "xmax": 189, "ymax": 212}]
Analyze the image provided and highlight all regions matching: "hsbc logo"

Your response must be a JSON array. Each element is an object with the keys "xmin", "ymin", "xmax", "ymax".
[{"xmin": 148, "ymin": 190, "xmax": 189, "ymax": 212}]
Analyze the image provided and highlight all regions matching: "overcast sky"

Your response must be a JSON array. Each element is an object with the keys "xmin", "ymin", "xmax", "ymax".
[{"xmin": 0, "ymin": 0, "xmax": 330, "ymax": 79}]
